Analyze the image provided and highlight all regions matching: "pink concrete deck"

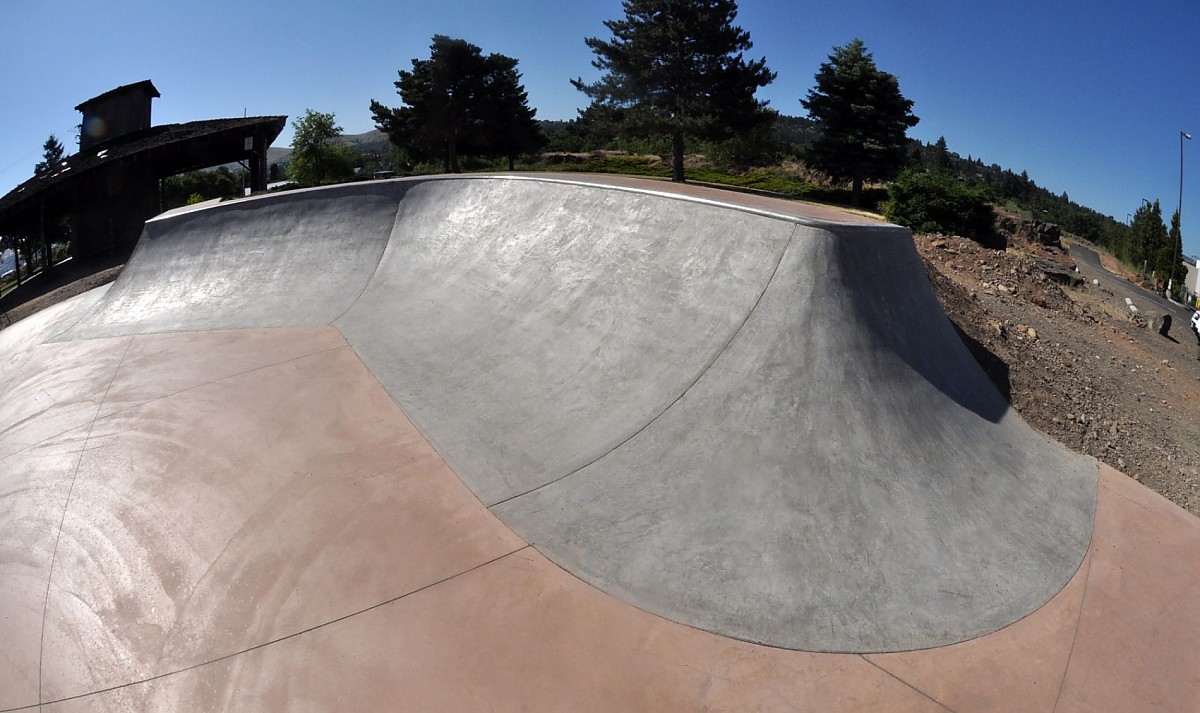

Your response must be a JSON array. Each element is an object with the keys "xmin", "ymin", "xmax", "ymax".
[{"xmin": 2, "ymin": 322, "xmax": 1198, "ymax": 711}]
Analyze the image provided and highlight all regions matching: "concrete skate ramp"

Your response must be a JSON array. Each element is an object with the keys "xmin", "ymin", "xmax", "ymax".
[
  {"xmin": 335, "ymin": 178, "xmax": 797, "ymax": 503},
  {"xmin": 57, "ymin": 181, "xmax": 407, "ymax": 340},
  {"xmin": 50, "ymin": 175, "xmax": 1096, "ymax": 652},
  {"xmin": 493, "ymin": 224, "xmax": 1096, "ymax": 651}
]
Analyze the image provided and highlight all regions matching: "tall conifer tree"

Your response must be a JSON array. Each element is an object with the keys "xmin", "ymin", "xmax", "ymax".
[
  {"xmin": 372, "ymin": 36, "xmax": 542, "ymax": 173},
  {"xmin": 802, "ymin": 39, "xmax": 918, "ymax": 205},
  {"xmin": 574, "ymin": 0, "xmax": 775, "ymax": 182},
  {"xmin": 1165, "ymin": 208, "xmax": 1185, "ymax": 296}
]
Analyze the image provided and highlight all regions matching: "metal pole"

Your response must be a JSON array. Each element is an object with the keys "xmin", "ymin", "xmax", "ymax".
[
  {"xmin": 1141, "ymin": 198, "xmax": 1151, "ymax": 280},
  {"xmin": 1173, "ymin": 132, "xmax": 1192, "ymax": 298}
]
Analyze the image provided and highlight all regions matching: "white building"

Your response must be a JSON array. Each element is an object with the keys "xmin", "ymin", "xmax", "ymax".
[{"xmin": 1185, "ymin": 258, "xmax": 1199, "ymax": 306}]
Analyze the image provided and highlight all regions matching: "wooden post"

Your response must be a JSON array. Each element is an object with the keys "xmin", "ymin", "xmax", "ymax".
[{"xmin": 39, "ymin": 201, "xmax": 50, "ymax": 273}]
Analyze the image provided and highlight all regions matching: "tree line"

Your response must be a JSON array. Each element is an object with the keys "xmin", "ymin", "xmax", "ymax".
[
  {"xmin": 12, "ymin": 0, "xmax": 1172, "ymax": 281},
  {"xmin": 280, "ymin": 0, "xmax": 920, "ymax": 210},
  {"xmin": 906, "ymin": 133, "xmax": 1186, "ymax": 294}
]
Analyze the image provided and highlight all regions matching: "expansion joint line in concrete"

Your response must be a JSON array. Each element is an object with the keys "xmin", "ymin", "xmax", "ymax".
[
  {"xmin": 25, "ymin": 333, "xmax": 350, "ymax": 712},
  {"xmin": 325, "ymin": 202, "xmax": 407, "ymax": 328},
  {"xmin": 1051, "ymin": 550, "xmax": 1095, "ymax": 713},
  {"xmin": 1, "ymin": 334, "xmax": 348, "ymax": 467},
  {"xmin": 10, "ymin": 545, "xmax": 533, "ymax": 712},
  {"xmin": 37, "ymin": 335, "xmax": 135, "ymax": 711},
  {"xmin": 486, "ymin": 223, "xmax": 801, "ymax": 512},
  {"xmin": 860, "ymin": 656, "xmax": 957, "ymax": 712},
  {"xmin": 81, "ymin": 337, "xmax": 350, "ymax": 426}
]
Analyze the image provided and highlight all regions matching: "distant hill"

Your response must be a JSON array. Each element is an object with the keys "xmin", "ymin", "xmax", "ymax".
[
  {"xmin": 907, "ymin": 136, "xmax": 1127, "ymax": 249},
  {"xmin": 262, "ymin": 119, "xmax": 1125, "ymax": 250},
  {"xmin": 337, "ymin": 129, "xmax": 389, "ymax": 150},
  {"xmin": 269, "ymin": 129, "xmax": 390, "ymax": 166}
]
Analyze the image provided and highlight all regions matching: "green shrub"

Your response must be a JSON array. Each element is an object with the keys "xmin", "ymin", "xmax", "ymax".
[
  {"xmin": 885, "ymin": 169, "xmax": 994, "ymax": 240},
  {"xmin": 543, "ymin": 153, "xmax": 673, "ymax": 178}
]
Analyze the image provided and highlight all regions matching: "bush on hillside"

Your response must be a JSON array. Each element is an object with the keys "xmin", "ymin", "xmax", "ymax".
[
  {"xmin": 885, "ymin": 169, "xmax": 995, "ymax": 242},
  {"xmin": 807, "ymin": 185, "xmax": 889, "ymax": 209}
]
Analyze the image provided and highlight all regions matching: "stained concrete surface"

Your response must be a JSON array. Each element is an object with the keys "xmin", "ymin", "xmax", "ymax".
[
  {"xmin": 0, "ymin": 175, "xmax": 1196, "ymax": 710},
  {"xmin": 49, "ymin": 175, "xmax": 1098, "ymax": 650}
]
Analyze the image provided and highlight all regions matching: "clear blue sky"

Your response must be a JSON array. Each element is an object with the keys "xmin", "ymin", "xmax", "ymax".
[{"xmin": 4, "ymin": 1, "xmax": 1199, "ymax": 254}]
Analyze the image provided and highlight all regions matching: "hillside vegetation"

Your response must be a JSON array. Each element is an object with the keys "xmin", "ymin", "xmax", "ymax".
[
  {"xmin": 276, "ymin": 117, "xmax": 1128, "ymax": 249},
  {"xmin": 190, "ymin": 115, "xmax": 1136, "ymax": 277}
]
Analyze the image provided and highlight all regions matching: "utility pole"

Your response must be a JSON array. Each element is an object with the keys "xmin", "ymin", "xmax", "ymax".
[
  {"xmin": 1141, "ymin": 198, "xmax": 1151, "ymax": 279},
  {"xmin": 1171, "ymin": 131, "xmax": 1192, "ymax": 298}
]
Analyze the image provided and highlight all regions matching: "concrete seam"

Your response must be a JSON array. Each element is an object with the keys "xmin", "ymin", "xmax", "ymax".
[
  {"xmin": 327, "ymin": 195, "xmax": 407, "ymax": 327},
  {"xmin": 859, "ymin": 655, "xmax": 958, "ymax": 712},
  {"xmin": 333, "ymin": 325, "xmax": 482, "ymax": 517},
  {"xmin": 16, "ymin": 544, "xmax": 533, "ymax": 712},
  {"xmin": 35, "ymin": 334, "xmax": 134, "ymax": 711},
  {"xmin": 487, "ymin": 222, "xmax": 799, "ymax": 510},
  {"xmin": 0, "ymin": 337, "xmax": 347, "ymax": 465},
  {"xmin": 87, "ymin": 338, "xmax": 349, "ymax": 424},
  {"xmin": 0, "ymin": 421, "xmax": 93, "ymax": 466},
  {"xmin": 47, "ymin": 284, "xmax": 115, "ymax": 340},
  {"xmin": 1051, "ymin": 548, "xmax": 1095, "ymax": 713},
  {"xmin": 0, "ymin": 439, "xmax": 89, "ymax": 466}
]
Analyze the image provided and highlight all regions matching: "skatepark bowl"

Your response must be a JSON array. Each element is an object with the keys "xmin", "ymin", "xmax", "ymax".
[{"xmin": 2, "ymin": 174, "xmax": 1199, "ymax": 711}]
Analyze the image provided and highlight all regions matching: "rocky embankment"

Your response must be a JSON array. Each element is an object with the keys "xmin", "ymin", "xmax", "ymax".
[{"xmin": 917, "ymin": 223, "xmax": 1200, "ymax": 516}]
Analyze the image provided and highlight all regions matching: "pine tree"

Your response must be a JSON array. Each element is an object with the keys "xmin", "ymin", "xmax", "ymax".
[
  {"xmin": 481, "ymin": 54, "xmax": 545, "ymax": 170},
  {"xmin": 802, "ymin": 39, "xmax": 919, "ymax": 205},
  {"xmin": 930, "ymin": 136, "xmax": 952, "ymax": 174},
  {"xmin": 34, "ymin": 134, "xmax": 65, "ymax": 177},
  {"xmin": 1129, "ymin": 200, "xmax": 1169, "ymax": 281},
  {"xmin": 573, "ymin": 0, "xmax": 776, "ymax": 182},
  {"xmin": 1166, "ymin": 209, "xmax": 1185, "ymax": 297},
  {"xmin": 371, "ymin": 36, "xmax": 542, "ymax": 173}
]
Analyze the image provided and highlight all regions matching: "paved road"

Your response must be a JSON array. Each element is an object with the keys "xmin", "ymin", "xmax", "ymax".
[{"xmin": 1070, "ymin": 243, "xmax": 1194, "ymax": 328}]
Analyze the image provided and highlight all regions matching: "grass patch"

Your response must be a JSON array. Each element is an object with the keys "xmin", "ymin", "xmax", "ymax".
[
  {"xmin": 541, "ymin": 153, "xmax": 673, "ymax": 178},
  {"xmin": 535, "ymin": 154, "xmax": 883, "ymax": 207}
]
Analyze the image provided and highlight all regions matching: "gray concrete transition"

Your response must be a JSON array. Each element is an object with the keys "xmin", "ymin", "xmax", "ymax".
[{"xmin": 51, "ymin": 174, "xmax": 1097, "ymax": 652}]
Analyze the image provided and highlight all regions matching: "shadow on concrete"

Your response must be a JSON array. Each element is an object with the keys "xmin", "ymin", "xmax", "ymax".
[
  {"xmin": 836, "ymin": 233, "xmax": 1011, "ymax": 424},
  {"xmin": 952, "ymin": 324, "xmax": 1013, "ymax": 404},
  {"xmin": 0, "ymin": 253, "xmax": 125, "ymax": 313}
]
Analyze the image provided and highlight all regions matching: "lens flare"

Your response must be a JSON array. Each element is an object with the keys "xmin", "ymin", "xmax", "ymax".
[{"xmin": 84, "ymin": 116, "xmax": 108, "ymax": 142}]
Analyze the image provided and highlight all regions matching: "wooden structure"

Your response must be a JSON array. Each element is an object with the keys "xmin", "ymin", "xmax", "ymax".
[{"xmin": 0, "ymin": 81, "xmax": 285, "ymax": 266}]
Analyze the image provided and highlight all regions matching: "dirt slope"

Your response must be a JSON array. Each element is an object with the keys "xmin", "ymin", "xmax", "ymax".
[{"xmin": 917, "ymin": 232, "xmax": 1200, "ymax": 516}]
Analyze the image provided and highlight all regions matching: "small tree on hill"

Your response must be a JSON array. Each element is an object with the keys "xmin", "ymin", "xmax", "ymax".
[
  {"xmin": 0, "ymin": 232, "xmax": 36, "ymax": 284},
  {"xmin": 573, "ymin": 0, "xmax": 776, "ymax": 182},
  {"xmin": 802, "ymin": 38, "xmax": 919, "ymax": 205},
  {"xmin": 885, "ymin": 169, "xmax": 995, "ymax": 243},
  {"xmin": 1164, "ymin": 208, "xmax": 1185, "ymax": 297},
  {"xmin": 371, "ymin": 36, "xmax": 542, "ymax": 173},
  {"xmin": 929, "ymin": 136, "xmax": 952, "ymax": 174},
  {"xmin": 34, "ymin": 134, "xmax": 66, "ymax": 177},
  {"xmin": 1129, "ymin": 200, "xmax": 1168, "ymax": 280},
  {"xmin": 289, "ymin": 109, "xmax": 356, "ymax": 186}
]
